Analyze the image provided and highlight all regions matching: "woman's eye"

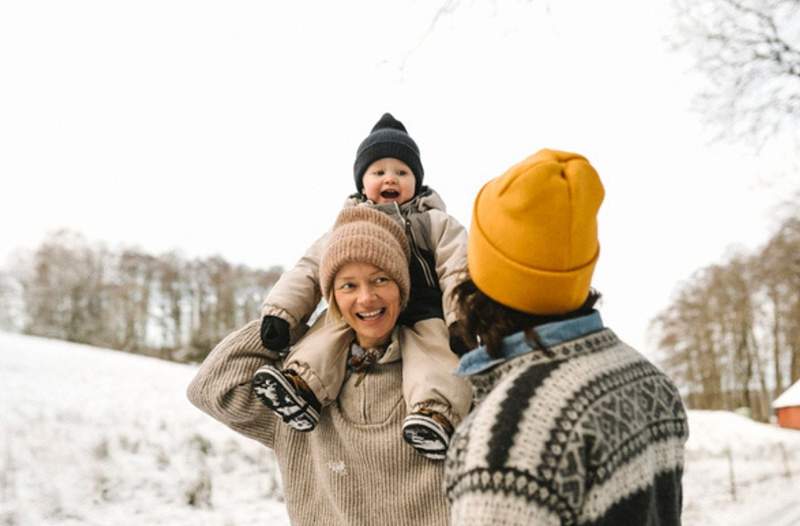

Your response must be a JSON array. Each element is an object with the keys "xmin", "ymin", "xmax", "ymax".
[
  {"xmin": 338, "ymin": 282, "xmax": 354, "ymax": 290},
  {"xmin": 374, "ymin": 276, "xmax": 390, "ymax": 284}
]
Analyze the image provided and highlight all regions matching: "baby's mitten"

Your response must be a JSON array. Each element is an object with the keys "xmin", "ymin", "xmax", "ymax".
[{"xmin": 260, "ymin": 315, "xmax": 291, "ymax": 353}]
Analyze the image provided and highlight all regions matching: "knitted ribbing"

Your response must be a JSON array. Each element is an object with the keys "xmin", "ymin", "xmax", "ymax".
[
  {"xmin": 319, "ymin": 206, "xmax": 411, "ymax": 308},
  {"xmin": 187, "ymin": 320, "xmax": 449, "ymax": 526}
]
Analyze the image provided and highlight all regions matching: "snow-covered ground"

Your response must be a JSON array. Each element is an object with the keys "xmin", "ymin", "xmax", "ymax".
[
  {"xmin": 683, "ymin": 411, "xmax": 800, "ymax": 526},
  {"xmin": 2, "ymin": 332, "xmax": 799, "ymax": 525},
  {"xmin": 0, "ymin": 332, "xmax": 289, "ymax": 526}
]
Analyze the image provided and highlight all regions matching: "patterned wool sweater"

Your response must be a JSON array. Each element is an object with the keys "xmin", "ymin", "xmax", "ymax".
[{"xmin": 444, "ymin": 316, "xmax": 688, "ymax": 526}]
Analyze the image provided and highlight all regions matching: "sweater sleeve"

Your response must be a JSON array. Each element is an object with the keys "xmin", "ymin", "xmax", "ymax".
[
  {"xmin": 260, "ymin": 231, "xmax": 329, "ymax": 328},
  {"xmin": 427, "ymin": 210, "xmax": 468, "ymax": 326},
  {"xmin": 186, "ymin": 319, "xmax": 280, "ymax": 449},
  {"xmin": 572, "ymin": 432, "xmax": 686, "ymax": 526}
]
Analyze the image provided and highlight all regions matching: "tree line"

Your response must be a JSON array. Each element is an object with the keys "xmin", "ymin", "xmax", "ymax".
[
  {"xmin": 651, "ymin": 212, "xmax": 800, "ymax": 420},
  {"xmin": 0, "ymin": 230, "xmax": 282, "ymax": 362},
  {"xmin": 2, "ymin": 211, "xmax": 798, "ymax": 414}
]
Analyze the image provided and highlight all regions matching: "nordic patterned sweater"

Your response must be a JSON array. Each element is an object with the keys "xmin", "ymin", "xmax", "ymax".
[{"xmin": 444, "ymin": 312, "xmax": 688, "ymax": 526}]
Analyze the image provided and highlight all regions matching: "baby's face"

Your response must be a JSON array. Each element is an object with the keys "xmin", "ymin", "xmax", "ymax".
[{"xmin": 362, "ymin": 158, "xmax": 416, "ymax": 205}]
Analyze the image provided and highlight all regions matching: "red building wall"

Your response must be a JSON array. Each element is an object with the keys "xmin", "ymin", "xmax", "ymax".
[{"xmin": 776, "ymin": 406, "xmax": 800, "ymax": 430}]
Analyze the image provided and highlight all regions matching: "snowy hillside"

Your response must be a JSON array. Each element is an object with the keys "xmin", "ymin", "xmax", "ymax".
[
  {"xmin": 2, "ymin": 332, "xmax": 799, "ymax": 526},
  {"xmin": 0, "ymin": 332, "xmax": 289, "ymax": 526},
  {"xmin": 683, "ymin": 411, "xmax": 800, "ymax": 525}
]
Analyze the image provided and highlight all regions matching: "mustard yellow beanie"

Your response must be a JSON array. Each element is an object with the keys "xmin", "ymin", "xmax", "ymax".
[{"xmin": 468, "ymin": 149, "xmax": 604, "ymax": 315}]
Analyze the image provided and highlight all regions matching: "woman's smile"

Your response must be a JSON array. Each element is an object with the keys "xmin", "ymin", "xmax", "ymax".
[
  {"xmin": 356, "ymin": 307, "xmax": 386, "ymax": 320},
  {"xmin": 333, "ymin": 261, "xmax": 401, "ymax": 349}
]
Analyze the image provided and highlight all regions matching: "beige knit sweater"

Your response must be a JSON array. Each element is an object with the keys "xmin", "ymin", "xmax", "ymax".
[{"xmin": 187, "ymin": 319, "xmax": 450, "ymax": 526}]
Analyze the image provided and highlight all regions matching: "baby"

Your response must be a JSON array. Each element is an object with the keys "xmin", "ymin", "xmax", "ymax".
[{"xmin": 252, "ymin": 113, "xmax": 471, "ymax": 460}]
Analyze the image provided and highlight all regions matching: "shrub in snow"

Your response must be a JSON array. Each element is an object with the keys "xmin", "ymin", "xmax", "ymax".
[
  {"xmin": 184, "ymin": 468, "xmax": 212, "ymax": 508},
  {"xmin": 91, "ymin": 438, "xmax": 110, "ymax": 461}
]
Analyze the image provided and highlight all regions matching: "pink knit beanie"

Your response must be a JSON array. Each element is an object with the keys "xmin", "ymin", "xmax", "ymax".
[{"xmin": 319, "ymin": 206, "xmax": 411, "ymax": 308}]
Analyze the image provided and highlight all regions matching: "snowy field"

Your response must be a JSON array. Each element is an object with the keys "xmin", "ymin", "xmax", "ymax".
[
  {"xmin": 682, "ymin": 411, "xmax": 800, "ymax": 526},
  {"xmin": 2, "ymin": 332, "xmax": 800, "ymax": 526},
  {"xmin": 0, "ymin": 332, "xmax": 289, "ymax": 526}
]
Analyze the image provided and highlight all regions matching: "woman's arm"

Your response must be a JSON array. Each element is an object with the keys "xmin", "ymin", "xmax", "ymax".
[{"xmin": 187, "ymin": 319, "xmax": 280, "ymax": 448}]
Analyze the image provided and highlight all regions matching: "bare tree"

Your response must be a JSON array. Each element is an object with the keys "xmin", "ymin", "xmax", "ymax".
[
  {"xmin": 0, "ymin": 270, "xmax": 23, "ymax": 331},
  {"xmin": 18, "ymin": 230, "xmax": 97, "ymax": 342},
  {"xmin": 4, "ymin": 231, "xmax": 285, "ymax": 362},
  {"xmin": 652, "ymin": 209, "xmax": 800, "ymax": 418},
  {"xmin": 114, "ymin": 249, "xmax": 156, "ymax": 351},
  {"xmin": 671, "ymin": 0, "xmax": 800, "ymax": 146},
  {"xmin": 764, "ymin": 216, "xmax": 800, "ymax": 382},
  {"xmin": 152, "ymin": 251, "xmax": 186, "ymax": 359},
  {"xmin": 396, "ymin": 0, "xmax": 543, "ymax": 74}
]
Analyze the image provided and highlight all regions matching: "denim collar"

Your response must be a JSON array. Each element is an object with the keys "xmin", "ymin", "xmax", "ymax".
[{"xmin": 456, "ymin": 311, "xmax": 604, "ymax": 376}]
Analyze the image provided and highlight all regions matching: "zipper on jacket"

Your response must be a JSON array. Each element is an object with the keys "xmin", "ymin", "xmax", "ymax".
[{"xmin": 405, "ymin": 219, "xmax": 437, "ymax": 288}]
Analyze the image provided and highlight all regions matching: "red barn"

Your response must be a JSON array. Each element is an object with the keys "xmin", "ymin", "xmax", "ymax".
[{"xmin": 773, "ymin": 379, "xmax": 800, "ymax": 430}]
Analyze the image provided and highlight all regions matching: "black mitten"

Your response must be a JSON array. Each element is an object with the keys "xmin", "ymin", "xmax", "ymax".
[
  {"xmin": 260, "ymin": 315, "xmax": 290, "ymax": 352},
  {"xmin": 448, "ymin": 321, "xmax": 472, "ymax": 356}
]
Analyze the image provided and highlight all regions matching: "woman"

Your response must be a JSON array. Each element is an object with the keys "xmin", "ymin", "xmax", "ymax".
[
  {"xmin": 444, "ymin": 149, "xmax": 688, "ymax": 525},
  {"xmin": 187, "ymin": 206, "xmax": 450, "ymax": 526}
]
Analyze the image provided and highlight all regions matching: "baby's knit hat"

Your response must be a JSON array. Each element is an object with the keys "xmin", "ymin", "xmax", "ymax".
[
  {"xmin": 353, "ymin": 113, "xmax": 424, "ymax": 195},
  {"xmin": 468, "ymin": 148, "xmax": 605, "ymax": 315},
  {"xmin": 319, "ymin": 206, "xmax": 411, "ymax": 308}
]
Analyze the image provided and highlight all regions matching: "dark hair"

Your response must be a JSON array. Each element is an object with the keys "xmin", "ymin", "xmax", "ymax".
[{"xmin": 452, "ymin": 276, "xmax": 601, "ymax": 359}]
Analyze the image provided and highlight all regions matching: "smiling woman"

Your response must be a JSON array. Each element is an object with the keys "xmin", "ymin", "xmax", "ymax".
[
  {"xmin": 187, "ymin": 206, "xmax": 451, "ymax": 526},
  {"xmin": 331, "ymin": 261, "xmax": 402, "ymax": 349}
]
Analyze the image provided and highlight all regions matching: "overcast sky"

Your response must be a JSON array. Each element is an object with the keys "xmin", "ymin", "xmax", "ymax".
[{"xmin": 1, "ymin": 0, "xmax": 797, "ymax": 358}]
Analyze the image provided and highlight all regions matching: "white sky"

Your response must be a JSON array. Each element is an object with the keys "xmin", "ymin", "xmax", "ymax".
[{"xmin": 1, "ymin": 0, "xmax": 797, "ymax": 358}]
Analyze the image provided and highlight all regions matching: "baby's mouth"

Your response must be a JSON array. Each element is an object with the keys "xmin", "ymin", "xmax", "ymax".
[
  {"xmin": 356, "ymin": 308, "xmax": 385, "ymax": 320},
  {"xmin": 380, "ymin": 190, "xmax": 400, "ymax": 199}
]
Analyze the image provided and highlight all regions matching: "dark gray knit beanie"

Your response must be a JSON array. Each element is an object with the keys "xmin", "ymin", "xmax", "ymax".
[{"xmin": 353, "ymin": 113, "xmax": 424, "ymax": 195}]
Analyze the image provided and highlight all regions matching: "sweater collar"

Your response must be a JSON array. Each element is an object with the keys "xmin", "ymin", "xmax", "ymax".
[
  {"xmin": 456, "ymin": 311, "xmax": 605, "ymax": 376},
  {"xmin": 347, "ymin": 326, "xmax": 402, "ymax": 368}
]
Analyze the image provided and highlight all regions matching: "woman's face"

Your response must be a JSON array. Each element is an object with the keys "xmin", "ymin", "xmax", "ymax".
[{"xmin": 332, "ymin": 261, "xmax": 401, "ymax": 348}]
